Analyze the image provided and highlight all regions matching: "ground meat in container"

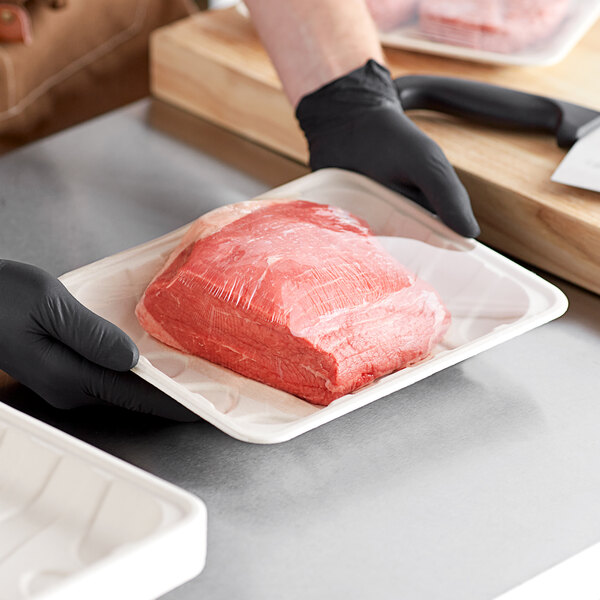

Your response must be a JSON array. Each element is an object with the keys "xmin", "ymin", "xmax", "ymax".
[
  {"xmin": 136, "ymin": 199, "xmax": 450, "ymax": 406},
  {"xmin": 419, "ymin": 0, "xmax": 571, "ymax": 53}
]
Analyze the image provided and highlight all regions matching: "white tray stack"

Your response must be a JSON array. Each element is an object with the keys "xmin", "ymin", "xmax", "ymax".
[{"xmin": 0, "ymin": 403, "xmax": 207, "ymax": 600}]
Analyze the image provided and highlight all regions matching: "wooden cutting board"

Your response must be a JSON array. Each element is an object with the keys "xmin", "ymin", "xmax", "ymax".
[{"xmin": 150, "ymin": 7, "xmax": 600, "ymax": 295}]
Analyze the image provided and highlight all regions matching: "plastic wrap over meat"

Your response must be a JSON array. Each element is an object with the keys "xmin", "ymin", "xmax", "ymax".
[
  {"xmin": 419, "ymin": 0, "xmax": 572, "ymax": 53},
  {"xmin": 136, "ymin": 199, "xmax": 450, "ymax": 406},
  {"xmin": 365, "ymin": 0, "xmax": 418, "ymax": 31}
]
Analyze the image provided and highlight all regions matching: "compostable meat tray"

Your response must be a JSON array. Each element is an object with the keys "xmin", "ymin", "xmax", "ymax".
[
  {"xmin": 377, "ymin": 0, "xmax": 600, "ymax": 66},
  {"xmin": 235, "ymin": 0, "xmax": 600, "ymax": 66},
  {"xmin": 59, "ymin": 169, "xmax": 568, "ymax": 444},
  {"xmin": 0, "ymin": 402, "xmax": 207, "ymax": 600}
]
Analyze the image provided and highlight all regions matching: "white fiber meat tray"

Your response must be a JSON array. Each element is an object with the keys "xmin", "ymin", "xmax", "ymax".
[
  {"xmin": 235, "ymin": 0, "xmax": 600, "ymax": 66},
  {"xmin": 0, "ymin": 402, "xmax": 207, "ymax": 600},
  {"xmin": 60, "ymin": 169, "xmax": 568, "ymax": 444},
  {"xmin": 377, "ymin": 0, "xmax": 600, "ymax": 66}
]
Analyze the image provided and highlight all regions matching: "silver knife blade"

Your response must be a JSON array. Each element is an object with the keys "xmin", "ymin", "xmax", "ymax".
[{"xmin": 551, "ymin": 116, "xmax": 600, "ymax": 193}]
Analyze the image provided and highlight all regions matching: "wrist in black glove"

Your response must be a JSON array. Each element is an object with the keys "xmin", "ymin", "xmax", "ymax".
[
  {"xmin": 0, "ymin": 260, "xmax": 197, "ymax": 422},
  {"xmin": 296, "ymin": 59, "xmax": 480, "ymax": 238}
]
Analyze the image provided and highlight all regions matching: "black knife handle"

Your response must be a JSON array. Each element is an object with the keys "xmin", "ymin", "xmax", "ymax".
[{"xmin": 394, "ymin": 75, "xmax": 600, "ymax": 148}]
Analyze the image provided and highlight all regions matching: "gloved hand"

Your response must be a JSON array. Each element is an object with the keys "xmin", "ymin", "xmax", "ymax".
[
  {"xmin": 0, "ymin": 260, "xmax": 197, "ymax": 421},
  {"xmin": 296, "ymin": 59, "xmax": 480, "ymax": 238}
]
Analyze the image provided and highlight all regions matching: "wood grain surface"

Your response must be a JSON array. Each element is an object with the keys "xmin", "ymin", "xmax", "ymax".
[
  {"xmin": 0, "ymin": 371, "xmax": 17, "ymax": 391},
  {"xmin": 150, "ymin": 8, "xmax": 600, "ymax": 294}
]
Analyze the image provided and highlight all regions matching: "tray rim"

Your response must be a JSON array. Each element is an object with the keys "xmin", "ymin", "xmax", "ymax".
[{"xmin": 0, "ymin": 401, "xmax": 207, "ymax": 600}]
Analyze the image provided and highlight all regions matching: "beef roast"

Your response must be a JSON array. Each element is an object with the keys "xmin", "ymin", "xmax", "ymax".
[
  {"xmin": 136, "ymin": 199, "xmax": 450, "ymax": 406},
  {"xmin": 419, "ymin": 0, "xmax": 571, "ymax": 53}
]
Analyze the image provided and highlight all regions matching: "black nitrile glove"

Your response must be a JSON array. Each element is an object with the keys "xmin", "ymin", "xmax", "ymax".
[
  {"xmin": 296, "ymin": 59, "xmax": 480, "ymax": 238},
  {"xmin": 0, "ymin": 260, "xmax": 197, "ymax": 422}
]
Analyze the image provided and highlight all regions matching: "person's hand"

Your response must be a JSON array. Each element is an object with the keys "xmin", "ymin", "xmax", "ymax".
[
  {"xmin": 296, "ymin": 59, "xmax": 480, "ymax": 238},
  {"xmin": 0, "ymin": 260, "xmax": 197, "ymax": 421}
]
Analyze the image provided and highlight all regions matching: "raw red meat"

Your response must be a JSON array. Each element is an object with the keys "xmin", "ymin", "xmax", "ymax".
[
  {"xmin": 365, "ymin": 0, "xmax": 418, "ymax": 31},
  {"xmin": 136, "ymin": 199, "xmax": 450, "ymax": 406},
  {"xmin": 419, "ymin": 0, "xmax": 571, "ymax": 53}
]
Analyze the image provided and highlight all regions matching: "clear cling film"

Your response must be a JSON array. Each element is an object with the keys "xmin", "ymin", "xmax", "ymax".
[
  {"xmin": 417, "ymin": 0, "xmax": 572, "ymax": 53},
  {"xmin": 365, "ymin": 0, "xmax": 576, "ymax": 50},
  {"xmin": 135, "ymin": 199, "xmax": 450, "ymax": 406}
]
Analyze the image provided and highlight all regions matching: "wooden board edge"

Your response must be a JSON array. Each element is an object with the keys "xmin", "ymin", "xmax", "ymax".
[{"xmin": 465, "ymin": 170, "xmax": 600, "ymax": 295}]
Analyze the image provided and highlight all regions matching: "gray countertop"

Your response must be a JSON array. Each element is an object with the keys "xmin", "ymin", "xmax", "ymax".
[{"xmin": 1, "ymin": 100, "xmax": 600, "ymax": 600}]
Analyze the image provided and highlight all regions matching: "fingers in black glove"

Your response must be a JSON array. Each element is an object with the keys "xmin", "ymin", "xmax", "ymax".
[
  {"xmin": 296, "ymin": 59, "xmax": 480, "ymax": 238},
  {"xmin": 36, "ymin": 274, "xmax": 140, "ymax": 371},
  {"xmin": 389, "ymin": 118, "xmax": 479, "ymax": 237},
  {"xmin": 30, "ymin": 337, "xmax": 197, "ymax": 421},
  {"xmin": 0, "ymin": 260, "xmax": 198, "ymax": 422}
]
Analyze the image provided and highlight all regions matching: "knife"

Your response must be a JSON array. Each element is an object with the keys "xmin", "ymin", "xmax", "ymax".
[{"xmin": 394, "ymin": 75, "xmax": 600, "ymax": 193}]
